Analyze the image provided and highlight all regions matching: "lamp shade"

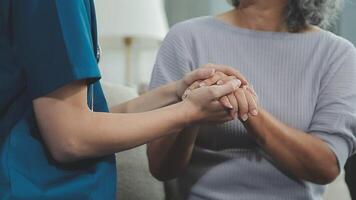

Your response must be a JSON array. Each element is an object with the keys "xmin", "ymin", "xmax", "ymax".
[{"xmin": 95, "ymin": 0, "xmax": 169, "ymax": 41}]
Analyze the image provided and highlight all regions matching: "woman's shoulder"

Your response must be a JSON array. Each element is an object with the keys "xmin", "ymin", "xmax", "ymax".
[
  {"xmin": 319, "ymin": 30, "xmax": 356, "ymax": 57},
  {"xmin": 171, "ymin": 16, "xmax": 216, "ymax": 29},
  {"xmin": 317, "ymin": 30, "xmax": 356, "ymax": 77}
]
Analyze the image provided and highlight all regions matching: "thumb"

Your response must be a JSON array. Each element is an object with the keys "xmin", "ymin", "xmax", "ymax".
[
  {"xmin": 183, "ymin": 68, "xmax": 215, "ymax": 86},
  {"xmin": 208, "ymin": 79, "xmax": 241, "ymax": 100}
]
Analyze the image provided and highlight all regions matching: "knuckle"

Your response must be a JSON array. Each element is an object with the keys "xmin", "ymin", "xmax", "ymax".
[
  {"xmin": 203, "ymin": 63, "xmax": 215, "ymax": 68},
  {"xmin": 249, "ymin": 102, "xmax": 257, "ymax": 110},
  {"xmin": 197, "ymin": 69, "xmax": 206, "ymax": 77},
  {"xmin": 228, "ymin": 76, "xmax": 237, "ymax": 80},
  {"xmin": 208, "ymin": 87, "xmax": 217, "ymax": 97},
  {"xmin": 240, "ymin": 105, "xmax": 249, "ymax": 113},
  {"xmin": 234, "ymin": 88, "xmax": 243, "ymax": 96},
  {"xmin": 215, "ymin": 71, "xmax": 224, "ymax": 76}
]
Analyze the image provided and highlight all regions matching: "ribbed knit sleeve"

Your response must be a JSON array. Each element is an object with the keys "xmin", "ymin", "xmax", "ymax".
[{"xmin": 308, "ymin": 47, "xmax": 356, "ymax": 170}]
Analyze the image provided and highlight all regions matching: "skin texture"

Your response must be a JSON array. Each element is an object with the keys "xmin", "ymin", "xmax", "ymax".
[
  {"xmin": 147, "ymin": 0, "xmax": 339, "ymax": 184},
  {"xmin": 33, "ymin": 65, "xmax": 243, "ymax": 163}
]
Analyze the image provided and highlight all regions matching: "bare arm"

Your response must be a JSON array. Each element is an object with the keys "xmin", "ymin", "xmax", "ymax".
[
  {"xmin": 147, "ymin": 126, "xmax": 199, "ymax": 180},
  {"xmin": 34, "ymin": 81, "xmax": 189, "ymax": 163},
  {"xmin": 244, "ymin": 108, "xmax": 339, "ymax": 185},
  {"xmin": 111, "ymin": 64, "xmax": 249, "ymax": 114},
  {"xmin": 111, "ymin": 81, "xmax": 180, "ymax": 113},
  {"xmin": 34, "ymin": 78, "xmax": 240, "ymax": 163}
]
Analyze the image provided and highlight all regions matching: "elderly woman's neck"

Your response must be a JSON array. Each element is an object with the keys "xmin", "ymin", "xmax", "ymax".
[{"xmin": 220, "ymin": 0, "xmax": 289, "ymax": 32}]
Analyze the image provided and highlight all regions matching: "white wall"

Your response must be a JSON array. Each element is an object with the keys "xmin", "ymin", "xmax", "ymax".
[
  {"xmin": 96, "ymin": 0, "xmax": 233, "ymax": 87},
  {"xmin": 97, "ymin": 38, "xmax": 159, "ymax": 87},
  {"xmin": 95, "ymin": 2, "xmax": 162, "ymax": 87}
]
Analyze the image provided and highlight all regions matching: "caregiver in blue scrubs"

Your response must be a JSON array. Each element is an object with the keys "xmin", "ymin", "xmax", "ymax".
[{"xmin": 0, "ymin": 0, "xmax": 248, "ymax": 199}]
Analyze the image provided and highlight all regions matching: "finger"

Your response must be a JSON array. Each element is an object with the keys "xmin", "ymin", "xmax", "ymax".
[
  {"xmin": 219, "ymin": 96, "xmax": 233, "ymax": 109},
  {"xmin": 217, "ymin": 76, "xmax": 238, "ymax": 86},
  {"xmin": 207, "ymin": 101, "xmax": 236, "ymax": 122},
  {"xmin": 182, "ymin": 89, "xmax": 191, "ymax": 100},
  {"xmin": 246, "ymin": 85, "xmax": 258, "ymax": 100},
  {"xmin": 212, "ymin": 109, "xmax": 234, "ymax": 121},
  {"xmin": 207, "ymin": 79, "xmax": 240, "ymax": 100},
  {"xmin": 188, "ymin": 81, "xmax": 201, "ymax": 90},
  {"xmin": 183, "ymin": 68, "xmax": 215, "ymax": 86},
  {"xmin": 234, "ymin": 88, "xmax": 249, "ymax": 121},
  {"xmin": 210, "ymin": 101, "xmax": 228, "ymax": 112},
  {"xmin": 199, "ymin": 72, "xmax": 225, "ymax": 87},
  {"xmin": 203, "ymin": 63, "xmax": 249, "ymax": 85},
  {"xmin": 244, "ymin": 86, "xmax": 258, "ymax": 116},
  {"xmin": 227, "ymin": 93, "xmax": 238, "ymax": 118}
]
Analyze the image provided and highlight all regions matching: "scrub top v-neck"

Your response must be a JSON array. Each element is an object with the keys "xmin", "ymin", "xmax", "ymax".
[{"xmin": 0, "ymin": 0, "xmax": 116, "ymax": 199}]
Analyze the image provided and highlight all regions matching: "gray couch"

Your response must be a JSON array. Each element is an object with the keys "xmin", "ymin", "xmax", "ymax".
[{"xmin": 102, "ymin": 82, "xmax": 165, "ymax": 200}]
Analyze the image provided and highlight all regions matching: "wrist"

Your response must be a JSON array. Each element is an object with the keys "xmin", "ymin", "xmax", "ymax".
[
  {"xmin": 174, "ymin": 80, "xmax": 186, "ymax": 101},
  {"xmin": 161, "ymin": 82, "xmax": 181, "ymax": 104},
  {"xmin": 245, "ymin": 108, "xmax": 268, "ymax": 145},
  {"xmin": 176, "ymin": 101, "xmax": 199, "ymax": 126}
]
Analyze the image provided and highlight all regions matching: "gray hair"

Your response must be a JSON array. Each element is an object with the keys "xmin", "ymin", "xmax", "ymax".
[{"xmin": 228, "ymin": 0, "xmax": 344, "ymax": 32}]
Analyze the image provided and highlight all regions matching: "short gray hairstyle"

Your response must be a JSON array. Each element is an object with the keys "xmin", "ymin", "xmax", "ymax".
[{"xmin": 228, "ymin": 0, "xmax": 344, "ymax": 32}]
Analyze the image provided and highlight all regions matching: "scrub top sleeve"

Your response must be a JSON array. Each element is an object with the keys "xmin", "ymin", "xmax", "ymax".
[{"xmin": 12, "ymin": 0, "xmax": 100, "ymax": 99}]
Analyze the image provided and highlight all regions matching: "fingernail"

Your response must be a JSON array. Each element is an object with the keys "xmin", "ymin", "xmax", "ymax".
[
  {"xmin": 250, "ymin": 109, "xmax": 258, "ymax": 116},
  {"xmin": 210, "ymin": 69, "xmax": 216, "ymax": 76},
  {"xmin": 231, "ymin": 80, "xmax": 241, "ymax": 89},
  {"xmin": 241, "ymin": 114, "xmax": 249, "ymax": 121},
  {"xmin": 199, "ymin": 82, "xmax": 207, "ymax": 87},
  {"xmin": 217, "ymin": 80, "xmax": 224, "ymax": 85},
  {"xmin": 226, "ymin": 102, "xmax": 233, "ymax": 109}
]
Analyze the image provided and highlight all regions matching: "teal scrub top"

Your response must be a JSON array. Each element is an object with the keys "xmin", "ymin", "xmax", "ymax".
[{"xmin": 0, "ymin": 0, "xmax": 116, "ymax": 199}]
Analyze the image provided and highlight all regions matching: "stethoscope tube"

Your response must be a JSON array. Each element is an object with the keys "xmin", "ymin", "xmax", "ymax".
[{"xmin": 89, "ymin": 45, "xmax": 101, "ymax": 112}]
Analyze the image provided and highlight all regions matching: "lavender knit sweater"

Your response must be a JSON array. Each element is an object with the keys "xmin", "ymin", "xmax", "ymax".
[{"xmin": 149, "ymin": 17, "xmax": 356, "ymax": 200}]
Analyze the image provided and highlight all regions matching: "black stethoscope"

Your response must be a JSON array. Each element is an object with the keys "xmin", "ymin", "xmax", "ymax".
[{"xmin": 89, "ymin": 46, "xmax": 101, "ymax": 112}]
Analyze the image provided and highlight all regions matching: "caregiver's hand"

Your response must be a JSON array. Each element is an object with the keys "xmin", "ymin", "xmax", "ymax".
[
  {"xmin": 182, "ymin": 79, "xmax": 241, "ymax": 124},
  {"xmin": 187, "ymin": 71, "xmax": 259, "ymax": 121},
  {"xmin": 175, "ymin": 64, "xmax": 248, "ymax": 100}
]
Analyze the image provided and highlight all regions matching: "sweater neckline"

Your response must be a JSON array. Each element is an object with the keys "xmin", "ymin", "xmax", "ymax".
[{"xmin": 208, "ymin": 16, "xmax": 325, "ymax": 39}]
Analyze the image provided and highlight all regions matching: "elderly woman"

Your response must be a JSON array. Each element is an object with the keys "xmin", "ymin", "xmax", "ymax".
[{"xmin": 148, "ymin": 0, "xmax": 356, "ymax": 199}]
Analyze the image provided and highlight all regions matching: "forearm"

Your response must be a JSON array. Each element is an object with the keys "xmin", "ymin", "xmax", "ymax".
[
  {"xmin": 111, "ymin": 82, "xmax": 179, "ymax": 113},
  {"xmin": 147, "ymin": 126, "xmax": 199, "ymax": 181},
  {"xmin": 38, "ymin": 100, "xmax": 189, "ymax": 163},
  {"xmin": 35, "ymin": 77, "xmax": 240, "ymax": 164},
  {"xmin": 245, "ymin": 108, "xmax": 339, "ymax": 184}
]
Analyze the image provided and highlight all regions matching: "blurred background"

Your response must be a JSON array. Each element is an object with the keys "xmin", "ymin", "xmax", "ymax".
[
  {"xmin": 94, "ymin": 1, "xmax": 355, "ymax": 199},
  {"xmin": 95, "ymin": 0, "xmax": 356, "ymax": 89}
]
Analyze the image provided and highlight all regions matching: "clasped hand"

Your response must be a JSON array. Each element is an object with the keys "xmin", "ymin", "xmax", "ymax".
[{"xmin": 179, "ymin": 64, "xmax": 259, "ymax": 124}]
